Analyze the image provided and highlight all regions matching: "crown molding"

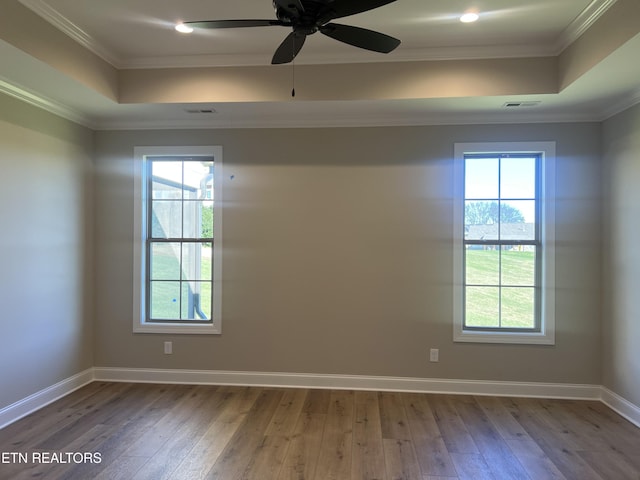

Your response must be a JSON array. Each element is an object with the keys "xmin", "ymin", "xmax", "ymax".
[
  {"xmin": 554, "ymin": 0, "xmax": 617, "ymax": 54},
  {"xmin": 0, "ymin": 76, "xmax": 95, "ymax": 128},
  {"xmin": 94, "ymin": 109, "xmax": 602, "ymax": 131},
  {"xmin": 18, "ymin": 0, "xmax": 122, "ymax": 67},
  {"xmin": 599, "ymin": 87, "xmax": 640, "ymax": 121}
]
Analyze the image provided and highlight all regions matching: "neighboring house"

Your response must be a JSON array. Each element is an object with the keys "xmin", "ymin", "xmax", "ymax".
[{"xmin": 465, "ymin": 223, "xmax": 535, "ymax": 247}]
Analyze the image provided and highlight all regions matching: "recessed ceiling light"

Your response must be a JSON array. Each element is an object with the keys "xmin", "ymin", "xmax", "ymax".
[
  {"xmin": 460, "ymin": 12, "xmax": 479, "ymax": 23},
  {"xmin": 175, "ymin": 23, "xmax": 194, "ymax": 34}
]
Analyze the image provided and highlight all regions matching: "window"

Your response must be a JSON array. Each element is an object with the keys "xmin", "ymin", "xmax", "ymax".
[
  {"xmin": 133, "ymin": 146, "xmax": 222, "ymax": 334},
  {"xmin": 453, "ymin": 142, "xmax": 555, "ymax": 344}
]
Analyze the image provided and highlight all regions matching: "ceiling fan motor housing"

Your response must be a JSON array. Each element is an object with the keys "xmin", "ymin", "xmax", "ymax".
[{"xmin": 273, "ymin": 0, "xmax": 300, "ymax": 23}]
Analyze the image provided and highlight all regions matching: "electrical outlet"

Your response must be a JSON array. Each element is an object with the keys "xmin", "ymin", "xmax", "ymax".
[
  {"xmin": 429, "ymin": 348, "xmax": 439, "ymax": 362},
  {"xmin": 164, "ymin": 341, "xmax": 173, "ymax": 355}
]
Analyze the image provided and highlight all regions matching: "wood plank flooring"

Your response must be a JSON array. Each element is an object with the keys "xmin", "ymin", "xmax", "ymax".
[{"xmin": 0, "ymin": 382, "xmax": 639, "ymax": 480}]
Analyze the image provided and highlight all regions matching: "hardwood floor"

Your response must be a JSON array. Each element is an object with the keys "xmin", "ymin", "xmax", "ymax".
[{"xmin": 1, "ymin": 382, "xmax": 639, "ymax": 480}]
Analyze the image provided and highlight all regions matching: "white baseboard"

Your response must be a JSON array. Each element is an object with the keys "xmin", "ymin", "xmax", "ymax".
[
  {"xmin": 93, "ymin": 367, "xmax": 602, "ymax": 400},
  {"xmin": 0, "ymin": 368, "xmax": 94, "ymax": 430},
  {"xmin": 601, "ymin": 387, "xmax": 640, "ymax": 428},
  {"xmin": 3, "ymin": 368, "xmax": 638, "ymax": 432}
]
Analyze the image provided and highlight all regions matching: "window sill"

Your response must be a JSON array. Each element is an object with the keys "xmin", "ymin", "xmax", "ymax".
[
  {"xmin": 134, "ymin": 322, "xmax": 220, "ymax": 335},
  {"xmin": 454, "ymin": 328, "xmax": 554, "ymax": 345}
]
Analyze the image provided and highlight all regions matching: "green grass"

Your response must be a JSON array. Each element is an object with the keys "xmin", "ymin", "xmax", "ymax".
[
  {"xmin": 465, "ymin": 249, "xmax": 536, "ymax": 328},
  {"xmin": 149, "ymin": 245, "xmax": 212, "ymax": 321}
]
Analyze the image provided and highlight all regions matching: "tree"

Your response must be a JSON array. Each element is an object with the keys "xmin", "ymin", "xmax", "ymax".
[
  {"xmin": 201, "ymin": 204, "xmax": 213, "ymax": 240},
  {"xmin": 465, "ymin": 201, "xmax": 524, "ymax": 225}
]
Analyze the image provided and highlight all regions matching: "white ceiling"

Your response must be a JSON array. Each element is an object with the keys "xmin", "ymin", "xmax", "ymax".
[
  {"xmin": 2, "ymin": 0, "xmax": 640, "ymax": 129},
  {"xmin": 18, "ymin": 0, "xmax": 599, "ymax": 66}
]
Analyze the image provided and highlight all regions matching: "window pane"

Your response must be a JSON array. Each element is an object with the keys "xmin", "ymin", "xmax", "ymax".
[
  {"xmin": 183, "ymin": 161, "xmax": 213, "ymax": 197},
  {"xmin": 459, "ymin": 150, "xmax": 546, "ymax": 338},
  {"xmin": 465, "ymin": 248, "xmax": 499, "ymax": 285},
  {"xmin": 465, "ymin": 157, "xmax": 499, "ymax": 199},
  {"xmin": 182, "ymin": 243, "xmax": 212, "ymax": 281},
  {"xmin": 501, "ymin": 157, "xmax": 536, "ymax": 199},
  {"xmin": 465, "ymin": 201, "xmax": 499, "ymax": 240},
  {"xmin": 501, "ymin": 287, "xmax": 535, "ymax": 328},
  {"xmin": 500, "ymin": 200, "xmax": 535, "ymax": 240},
  {"xmin": 183, "ymin": 201, "xmax": 214, "ymax": 239},
  {"xmin": 151, "ymin": 243, "xmax": 181, "ymax": 280},
  {"xmin": 150, "ymin": 281, "xmax": 181, "ymax": 320},
  {"xmin": 181, "ymin": 282, "xmax": 212, "ymax": 320},
  {"xmin": 152, "ymin": 162, "xmax": 183, "ymax": 199},
  {"xmin": 141, "ymin": 152, "xmax": 219, "ymax": 329},
  {"xmin": 152, "ymin": 201, "xmax": 182, "ymax": 238},
  {"xmin": 465, "ymin": 286, "xmax": 500, "ymax": 327},
  {"xmin": 202, "ymin": 202, "xmax": 214, "ymax": 238},
  {"xmin": 501, "ymin": 246, "xmax": 536, "ymax": 286},
  {"xmin": 200, "ymin": 281, "xmax": 212, "ymax": 320}
]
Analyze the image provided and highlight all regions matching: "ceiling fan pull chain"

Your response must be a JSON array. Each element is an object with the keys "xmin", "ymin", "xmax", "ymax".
[{"xmin": 291, "ymin": 37, "xmax": 296, "ymax": 98}]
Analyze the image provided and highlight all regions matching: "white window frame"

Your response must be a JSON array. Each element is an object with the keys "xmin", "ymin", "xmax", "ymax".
[
  {"xmin": 133, "ymin": 146, "xmax": 223, "ymax": 334},
  {"xmin": 453, "ymin": 142, "xmax": 555, "ymax": 345}
]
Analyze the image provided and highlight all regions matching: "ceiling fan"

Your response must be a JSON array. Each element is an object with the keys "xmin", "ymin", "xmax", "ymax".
[{"xmin": 184, "ymin": 0, "xmax": 401, "ymax": 64}]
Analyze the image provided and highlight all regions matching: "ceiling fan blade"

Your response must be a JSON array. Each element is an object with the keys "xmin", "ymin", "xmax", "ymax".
[
  {"xmin": 272, "ymin": 32, "xmax": 307, "ymax": 64},
  {"xmin": 185, "ymin": 19, "xmax": 287, "ymax": 29},
  {"xmin": 325, "ymin": 0, "xmax": 397, "ymax": 20},
  {"xmin": 320, "ymin": 23, "xmax": 400, "ymax": 53}
]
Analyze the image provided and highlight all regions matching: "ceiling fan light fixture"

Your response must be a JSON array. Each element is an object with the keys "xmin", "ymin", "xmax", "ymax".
[
  {"xmin": 175, "ymin": 23, "xmax": 194, "ymax": 34},
  {"xmin": 460, "ymin": 12, "xmax": 479, "ymax": 23}
]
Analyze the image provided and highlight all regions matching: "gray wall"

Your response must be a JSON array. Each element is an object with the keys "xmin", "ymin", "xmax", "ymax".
[
  {"xmin": 93, "ymin": 123, "xmax": 602, "ymax": 384},
  {"xmin": 602, "ymin": 103, "xmax": 640, "ymax": 406},
  {"xmin": 0, "ymin": 93, "xmax": 94, "ymax": 410}
]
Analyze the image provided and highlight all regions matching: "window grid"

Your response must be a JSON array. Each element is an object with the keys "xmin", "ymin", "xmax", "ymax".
[
  {"xmin": 145, "ymin": 156, "xmax": 214, "ymax": 324},
  {"xmin": 462, "ymin": 153, "xmax": 541, "ymax": 332}
]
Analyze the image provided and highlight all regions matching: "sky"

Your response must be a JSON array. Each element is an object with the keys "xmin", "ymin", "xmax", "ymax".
[{"xmin": 465, "ymin": 156, "xmax": 537, "ymax": 222}]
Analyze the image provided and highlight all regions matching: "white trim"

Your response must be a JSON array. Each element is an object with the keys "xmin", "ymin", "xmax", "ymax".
[
  {"xmin": 18, "ymin": 0, "xmax": 121, "ymax": 67},
  {"xmin": 133, "ymin": 146, "xmax": 223, "ymax": 335},
  {"xmin": 453, "ymin": 142, "xmax": 556, "ymax": 345},
  {"xmin": 3, "ymin": 368, "xmax": 640, "ymax": 432},
  {"xmin": 601, "ymin": 387, "xmax": 640, "ymax": 428},
  {"xmin": 555, "ymin": 0, "xmax": 618, "ymax": 54},
  {"xmin": 93, "ymin": 367, "xmax": 601, "ymax": 400},
  {"xmin": 0, "ymin": 369, "xmax": 94, "ymax": 430},
  {"xmin": 0, "ymin": 76, "xmax": 93, "ymax": 128},
  {"xmin": 599, "ymin": 87, "xmax": 640, "ymax": 121},
  {"xmin": 94, "ymin": 111, "xmax": 604, "ymax": 132}
]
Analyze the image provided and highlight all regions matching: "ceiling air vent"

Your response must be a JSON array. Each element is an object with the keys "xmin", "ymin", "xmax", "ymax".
[
  {"xmin": 503, "ymin": 101, "xmax": 542, "ymax": 108},
  {"xmin": 185, "ymin": 108, "xmax": 217, "ymax": 114}
]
